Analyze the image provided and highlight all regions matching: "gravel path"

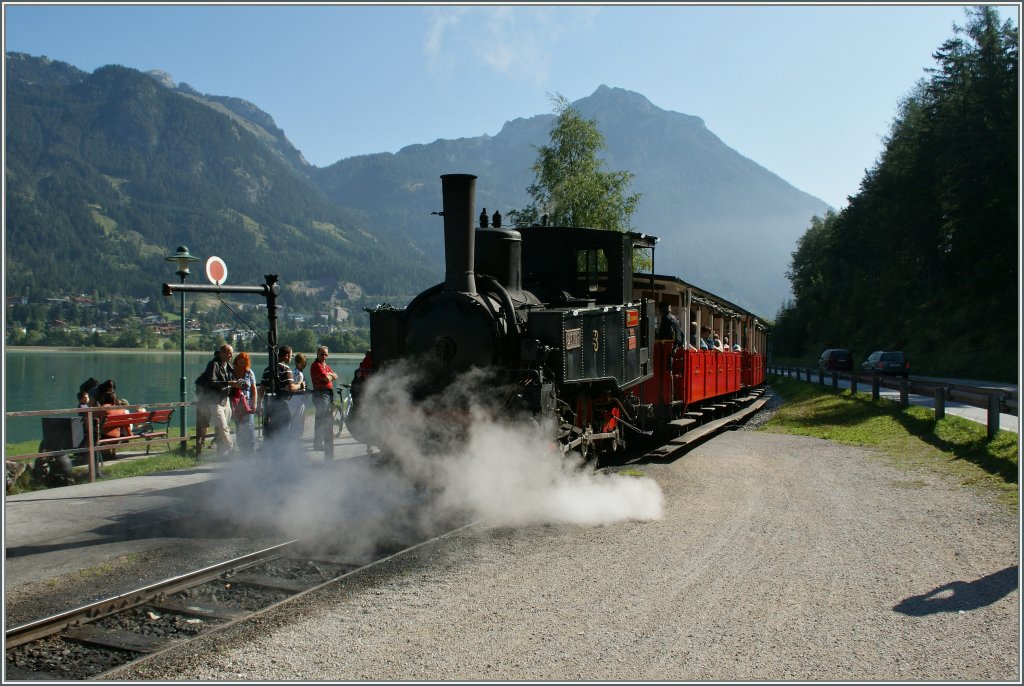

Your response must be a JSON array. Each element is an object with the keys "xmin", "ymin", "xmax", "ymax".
[{"xmin": 112, "ymin": 428, "xmax": 1020, "ymax": 681}]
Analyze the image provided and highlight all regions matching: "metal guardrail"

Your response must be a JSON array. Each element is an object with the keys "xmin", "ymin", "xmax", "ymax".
[{"xmin": 768, "ymin": 365, "xmax": 1018, "ymax": 440}]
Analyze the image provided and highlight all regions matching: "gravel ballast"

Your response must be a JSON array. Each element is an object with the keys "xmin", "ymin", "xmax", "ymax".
[{"xmin": 110, "ymin": 429, "xmax": 1020, "ymax": 681}]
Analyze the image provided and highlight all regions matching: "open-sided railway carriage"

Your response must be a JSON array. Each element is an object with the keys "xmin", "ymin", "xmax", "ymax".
[{"xmin": 349, "ymin": 173, "xmax": 767, "ymax": 461}]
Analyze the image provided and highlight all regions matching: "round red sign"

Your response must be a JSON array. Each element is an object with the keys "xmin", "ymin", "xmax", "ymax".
[{"xmin": 206, "ymin": 256, "xmax": 228, "ymax": 285}]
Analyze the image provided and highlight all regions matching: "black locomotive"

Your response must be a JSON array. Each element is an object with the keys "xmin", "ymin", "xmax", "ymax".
[{"xmin": 348, "ymin": 173, "xmax": 767, "ymax": 461}]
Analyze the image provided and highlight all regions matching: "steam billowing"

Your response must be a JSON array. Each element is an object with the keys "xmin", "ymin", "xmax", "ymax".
[
  {"xmin": 203, "ymin": 361, "xmax": 663, "ymax": 559},
  {"xmin": 360, "ymin": 361, "xmax": 664, "ymax": 527}
]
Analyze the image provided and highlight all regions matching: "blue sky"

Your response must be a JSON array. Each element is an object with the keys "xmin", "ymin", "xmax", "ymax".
[{"xmin": 3, "ymin": 2, "xmax": 1019, "ymax": 210}]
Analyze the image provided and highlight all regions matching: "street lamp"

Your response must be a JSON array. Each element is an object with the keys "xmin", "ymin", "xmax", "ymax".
[{"xmin": 165, "ymin": 246, "xmax": 200, "ymax": 455}]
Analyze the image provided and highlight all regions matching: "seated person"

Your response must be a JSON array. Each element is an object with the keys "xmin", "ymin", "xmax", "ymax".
[
  {"xmin": 94, "ymin": 389, "xmax": 129, "ymax": 468},
  {"xmin": 88, "ymin": 379, "xmax": 116, "ymax": 406}
]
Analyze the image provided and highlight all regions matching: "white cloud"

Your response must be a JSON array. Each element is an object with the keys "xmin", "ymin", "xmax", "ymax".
[{"xmin": 424, "ymin": 6, "xmax": 599, "ymax": 86}]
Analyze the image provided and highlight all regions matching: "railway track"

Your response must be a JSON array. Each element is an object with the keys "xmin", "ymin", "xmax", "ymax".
[{"xmin": 5, "ymin": 520, "xmax": 480, "ymax": 680}]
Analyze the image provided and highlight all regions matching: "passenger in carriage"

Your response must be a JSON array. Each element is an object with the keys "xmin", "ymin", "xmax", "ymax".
[
  {"xmin": 712, "ymin": 333, "xmax": 725, "ymax": 352},
  {"xmin": 700, "ymin": 326, "xmax": 715, "ymax": 350},
  {"xmin": 688, "ymin": 322, "xmax": 704, "ymax": 350}
]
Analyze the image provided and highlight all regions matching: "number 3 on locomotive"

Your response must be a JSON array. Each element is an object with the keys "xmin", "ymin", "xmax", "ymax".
[{"xmin": 592, "ymin": 329, "xmax": 600, "ymax": 352}]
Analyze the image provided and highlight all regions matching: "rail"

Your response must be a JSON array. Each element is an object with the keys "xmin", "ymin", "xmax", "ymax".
[
  {"xmin": 767, "ymin": 364, "xmax": 1018, "ymax": 440},
  {"xmin": 5, "ymin": 401, "xmax": 193, "ymax": 482},
  {"xmin": 5, "ymin": 539, "xmax": 300, "ymax": 651}
]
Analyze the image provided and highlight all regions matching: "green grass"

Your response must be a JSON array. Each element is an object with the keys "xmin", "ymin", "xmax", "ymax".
[
  {"xmin": 5, "ymin": 431, "xmax": 198, "ymax": 494},
  {"xmin": 615, "ymin": 468, "xmax": 647, "ymax": 478},
  {"xmin": 761, "ymin": 375, "xmax": 1019, "ymax": 508}
]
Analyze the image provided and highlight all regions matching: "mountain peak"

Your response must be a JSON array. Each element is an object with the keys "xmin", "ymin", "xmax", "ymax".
[
  {"xmin": 586, "ymin": 85, "xmax": 656, "ymax": 111},
  {"xmin": 574, "ymin": 85, "xmax": 705, "ymax": 129}
]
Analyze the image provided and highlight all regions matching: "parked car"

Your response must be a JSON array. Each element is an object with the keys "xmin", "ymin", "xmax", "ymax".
[
  {"xmin": 861, "ymin": 350, "xmax": 910, "ymax": 378},
  {"xmin": 818, "ymin": 348, "xmax": 853, "ymax": 372}
]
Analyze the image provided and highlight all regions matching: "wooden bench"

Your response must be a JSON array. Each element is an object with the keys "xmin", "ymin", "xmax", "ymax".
[{"xmin": 95, "ymin": 409, "xmax": 175, "ymax": 455}]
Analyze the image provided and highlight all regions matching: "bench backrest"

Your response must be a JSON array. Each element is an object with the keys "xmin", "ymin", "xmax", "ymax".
[
  {"xmin": 148, "ymin": 409, "xmax": 174, "ymax": 424},
  {"xmin": 102, "ymin": 411, "xmax": 151, "ymax": 427},
  {"xmin": 102, "ymin": 409, "xmax": 174, "ymax": 430}
]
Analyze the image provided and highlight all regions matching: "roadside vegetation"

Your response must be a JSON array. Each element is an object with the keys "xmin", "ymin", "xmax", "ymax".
[
  {"xmin": 771, "ymin": 7, "xmax": 1018, "ymax": 382},
  {"xmin": 761, "ymin": 376, "xmax": 1019, "ymax": 508}
]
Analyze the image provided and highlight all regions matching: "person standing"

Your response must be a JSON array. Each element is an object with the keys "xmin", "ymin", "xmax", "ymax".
[
  {"xmin": 194, "ymin": 344, "xmax": 237, "ymax": 459},
  {"xmin": 289, "ymin": 352, "xmax": 309, "ymax": 441},
  {"xmin": 310, "ymin": 345, "xmax": 339, "ymax": 455},
  {"xmin": 258, "ymin": 345, "xmax": 302, "ymax": 441},
  {"xmin": 231, "ymin": 351, "xmax": 258, "ymax": 456},
  {"xmin": 656, "ymin": 301, "xmax": 683, "ymax": 347}
]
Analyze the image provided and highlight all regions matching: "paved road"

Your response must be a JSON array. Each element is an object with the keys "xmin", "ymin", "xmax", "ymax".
[{"xmin": 776, "ymin": 369, "xmax": 1018, "ymax": 433}]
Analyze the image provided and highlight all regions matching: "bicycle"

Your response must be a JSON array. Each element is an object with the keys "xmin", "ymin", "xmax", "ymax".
[{"xmin": 333, "ymin": 384, "xmax": 352, "ymax": 438}]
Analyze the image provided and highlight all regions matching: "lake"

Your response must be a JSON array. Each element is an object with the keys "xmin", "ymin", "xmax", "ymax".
[{"xmin": 3, "ymin": 347, "xmax": 365, "ymax": 446}]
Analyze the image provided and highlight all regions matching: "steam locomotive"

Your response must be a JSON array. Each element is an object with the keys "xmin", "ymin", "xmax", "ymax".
[{"xmin": 347, "ymin": 173, "xmax": 767, "ymax": 461}]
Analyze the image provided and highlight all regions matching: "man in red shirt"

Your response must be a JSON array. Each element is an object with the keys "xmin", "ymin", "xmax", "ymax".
[{"xmin": 310, "ymin": 345, "xmax": 339, "ymax": 455}]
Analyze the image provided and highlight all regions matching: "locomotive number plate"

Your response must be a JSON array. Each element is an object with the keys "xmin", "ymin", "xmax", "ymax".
[{"xmin": 565, "ymin": 328, "xmax": 582, "ymax": 350}]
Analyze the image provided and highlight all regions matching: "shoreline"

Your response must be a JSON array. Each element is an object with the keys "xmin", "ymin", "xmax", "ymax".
[
  {"xmin": 4, "ymin": 346, "xmax": 364, "ymax": 357},
  {"xmin": 5, "ymin": 346, "xmax": 202, "ymax": 354}
]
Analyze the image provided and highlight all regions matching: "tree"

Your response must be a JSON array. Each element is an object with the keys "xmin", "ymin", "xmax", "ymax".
[
  {"xmin": 775, "ymin": 6, "xmax": 1017, "ymax": 380},
  {"xmin": 507, "ymin": 94, "xmax": 640, "ymax": 231},
  {"xmin": 290, "ymin": 328, "xmax": 317, "ymax": 356}
]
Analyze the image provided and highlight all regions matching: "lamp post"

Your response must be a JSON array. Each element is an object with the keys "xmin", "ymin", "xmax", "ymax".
[{"xmin": 165, "ymin": 246, "xmax": 200, "ymax": 454}]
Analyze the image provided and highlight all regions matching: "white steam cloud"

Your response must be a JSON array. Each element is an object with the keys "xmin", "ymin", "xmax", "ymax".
[
  {"xmin": 198, "ymin": 358, "xmax": 662, "ymax": 561},
  {"xmin": 358, "ymin": 360, "xmax": 664, "ymax": 527}
]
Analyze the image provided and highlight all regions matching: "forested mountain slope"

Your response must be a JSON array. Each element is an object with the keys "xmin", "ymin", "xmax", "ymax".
[
  {"xmin": 4, "ymin": 53, "xmax": 435, "ymax": 306},
  {"xmin": 6, "ymin": 53, "xmax": 829, "ymax": 318}
]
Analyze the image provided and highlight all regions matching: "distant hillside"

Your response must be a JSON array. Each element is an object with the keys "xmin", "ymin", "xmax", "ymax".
[
  {"xmin": 4, "ymin": 52, "xmax": 434, "ymax": 308},
  {"xmin": 313, "ymin": 86, "xmax": 831, "ymax": 316},
  {"xmin": 5, "ymin": 52, "xmax": 829, "ymax": 318}
]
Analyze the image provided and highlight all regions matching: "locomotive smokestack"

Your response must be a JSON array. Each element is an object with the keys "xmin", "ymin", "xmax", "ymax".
[{"xmin": 440, "ymin": 173, "xmax": 477, "ymax": 295}]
